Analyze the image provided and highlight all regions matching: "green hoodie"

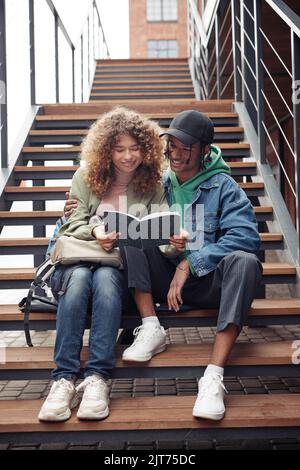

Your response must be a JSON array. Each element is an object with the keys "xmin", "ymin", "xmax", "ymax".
[{"xmin": 169, "ymin": 145, "xmax": 230, "ymax": 274}]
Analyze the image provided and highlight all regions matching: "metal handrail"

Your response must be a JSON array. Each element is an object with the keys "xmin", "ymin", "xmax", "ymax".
[{"xmin": 188, "ymin": 0, "xmax": 300, "ymax": 262}]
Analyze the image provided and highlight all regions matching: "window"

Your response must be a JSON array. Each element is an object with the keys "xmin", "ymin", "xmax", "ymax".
[
  {"xmin": 147, "ymin": 40, "xmax": 178, "ymax": 58},
  {"xmin": 147, "ymin": 0, "xmax": 178, "ymax": 22}
]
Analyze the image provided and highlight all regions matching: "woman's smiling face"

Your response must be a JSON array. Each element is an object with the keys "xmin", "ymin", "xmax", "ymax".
[{"xmin": 111, "ymin": 134, "xmax": 143, "ymax": 173}]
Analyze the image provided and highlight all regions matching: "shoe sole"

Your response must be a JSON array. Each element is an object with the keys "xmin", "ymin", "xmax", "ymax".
[
  {"xmin": 38, "ymin": 393, "xmax": 80, "ymax": 422},
  {"xmin": 77, "ymin": 406, "xmax": 109, "ymax": 421},
  {"xmin": 122, "ymin": 344, "xmax": 167, "ymax": 362},
  {"xmin": 192, "ymin": 409, "xmax": 225, "ymax": 421},
  {"xmin": 38, "ymin": 408, "xmax": 72, "ymax": 422}
]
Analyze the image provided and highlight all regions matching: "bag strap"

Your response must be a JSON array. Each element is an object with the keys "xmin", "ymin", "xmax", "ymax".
[
  {"xmin": 23, "ymin": 261, "xmax": 57, "ymax": 348},
  {"xmin": 23, "ymin": 281, "xmax": 36, "ymax": 347}
]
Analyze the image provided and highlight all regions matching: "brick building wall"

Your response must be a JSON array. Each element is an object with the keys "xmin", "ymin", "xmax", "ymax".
[{"xmin": 129, "ymin": 0, "xmax": 188, "ymax": 58}]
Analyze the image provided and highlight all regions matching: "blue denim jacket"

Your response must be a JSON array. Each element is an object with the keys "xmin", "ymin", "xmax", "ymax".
[{"xmin": 163, "ymin": 172, "xmax": 260, "ymax": 277}]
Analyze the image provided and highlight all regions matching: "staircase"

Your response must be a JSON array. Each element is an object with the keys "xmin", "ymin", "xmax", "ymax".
[{"xmin": 0, "ymin": 58, "xmax": 300, "ymax": 446}]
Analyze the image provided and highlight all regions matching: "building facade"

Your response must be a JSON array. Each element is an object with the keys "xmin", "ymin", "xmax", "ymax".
[{"xmin": 129, "ymin": 0, "xmax": 188, "ymax": 58}]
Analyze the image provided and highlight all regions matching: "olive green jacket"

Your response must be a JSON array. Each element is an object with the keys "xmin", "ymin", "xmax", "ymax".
[{"xmin": 58, "ymin": 167, "xmax": 169, "ymax": 241}]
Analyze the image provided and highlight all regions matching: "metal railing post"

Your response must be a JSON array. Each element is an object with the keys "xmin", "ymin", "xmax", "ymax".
[
  {"xmin": 72, "ymin": 46, "xmax": 75, "ymax": 102},
  {"xmin": 87, "ymin": 15, "xmax": 90, "ymax": 88},
  {"xmin": 215, "ymin": 12, "xmax": 221, "ymax": 99},
  {"xmin": 254, "ymin": 0, "xmax": 266, "ymax": 164},
  {"xmin": 0, "ymin": 0, "xmax": 7, "ymax": 169},
  {"xmin": 81, "ymin": 34, "xmax": 84, "ymax": 102},
  {"xmin": 54, "ymin": 10, "xmax": 59, "ymax": 102},
  {"xmin": 291, "ymin": 30, "xmax": 300, "ymax": 262},
  {"xmin": 231, "ymin": 0, "xmax": 242, "ymax": 101},
  {"xmin": 29, "ymin": 0, "xmax": 36, "ymax": 106}
]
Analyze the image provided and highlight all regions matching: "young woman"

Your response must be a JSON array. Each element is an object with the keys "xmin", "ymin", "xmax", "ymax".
[{"xmin": 38, "ymin": 107, "xmax": 167, "ymax": 422}]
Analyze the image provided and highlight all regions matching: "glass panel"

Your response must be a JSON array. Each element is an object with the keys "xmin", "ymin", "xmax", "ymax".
[
  {"xmin": 147, "ymin": 0, "xmax": 162, "ymax": 21},
  {"xmin": 163, "ymin": 0, "xmax": 177, "ymax": 21}
]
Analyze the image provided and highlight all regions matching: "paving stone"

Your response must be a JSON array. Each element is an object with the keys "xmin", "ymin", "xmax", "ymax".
[
  {"xmin": 23, "ymin": 384, "xmax": 47, "ymax": 393},
  {"xmin": 18, "ymin": 393, "xmax": 44, "ymax": 399},
  {"xmin": 40, "ymin": 442, "xmax": 68, "ymax": 450},
  {"xmin": 242, "ymin": 439, "xmax": 273, "ymax": 450},
  {"xmin": 68, "ymin": 444, "xmax": 98, "ymax": 450},
  {"xmin": 282, "ymin": 378, "xmax": 300, "ymax": 386},
  {"xmin": 186, "ymin": 440, "xmax": 214, "ymax": 450},
  {"xmin": 264, "ymin": 383, "xmax": 287, "ymax": 390},
  {"xmin": 110, "ymin": 392, "xmax": 132, "ymax": 398},
  {"xmin": 133, "ymin": 386, "xmax": 155, "ymax": 392},
  {"xmin": 155, "ymin": 386, "xmax": 177, "ymax": 395},
  {"xmin": 134, "ymin": 378, "xmax": 154, "ymax": 385},
  {"xmin": 288, "ymin": 387, "xmax": 300, "ymax": 393},
  {"xmin": 4, "ymin": 380, "xmax": 29, "ymax": 388},
  {"xmin": 156, "ymin": 379, "xmax": 176, "ymax": 385},
  {"xmin": 240, "ymin": 379, "xmax": 262, "ymax": 387},
  {"xmin": 98, "ymin": 441, "xmax": 126, "ymax": 450},
  {"xmin": 244, "ymin": 388, "xmax": 267, "ymax": 394},
  {"xmin": 0, "ymin": 390, "xmax": 21, "ymax": 397},
  {"xmin": 156, "ymin": 440, "xmax": 185, "ymax": 450}
]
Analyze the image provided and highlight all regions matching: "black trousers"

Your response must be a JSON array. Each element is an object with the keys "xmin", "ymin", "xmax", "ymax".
[{"xmin": 121, "ymin": 247, "xmax": 262, "ymax": 332}]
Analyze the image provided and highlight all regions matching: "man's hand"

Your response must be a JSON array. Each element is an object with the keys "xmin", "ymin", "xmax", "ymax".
[
  {"xmin": 64, "ymin": 191, "xmax": 78, "ymax": 218},
  {"xmin": 92, "ymin": 226, "xmax": 120, "ymax": 252},
  {"xmin": 167, "ymin": 259, "xmax": 190, "ymax": 312},
  {"xmin": 169, "ymin": 229, "xmax": 189, "ymax": 253}
]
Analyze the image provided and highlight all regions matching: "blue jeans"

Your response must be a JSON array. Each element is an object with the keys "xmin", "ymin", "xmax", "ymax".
[{"xmin": 51, "ymin": 265, "xmax": 124, "ymax": 381}]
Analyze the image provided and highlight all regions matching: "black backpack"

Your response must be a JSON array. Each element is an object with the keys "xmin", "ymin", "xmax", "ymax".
[
  {"xmin": 18, "ymin": 258, "xmax": 80, "ymax": 347},
  {"xmin": 18, "ymin": 258, "xmax": 57, "ymax": 347}
]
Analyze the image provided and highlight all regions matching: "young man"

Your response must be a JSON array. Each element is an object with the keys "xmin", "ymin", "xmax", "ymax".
[{"xmin": 120, "ymin": 110, "xmax": 262, "ymax": 420}]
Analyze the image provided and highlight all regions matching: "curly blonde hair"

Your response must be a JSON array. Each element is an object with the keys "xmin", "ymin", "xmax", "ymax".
[{"xmin": 81, "ymin": 107, "xmax": 165, "ymax": 198}]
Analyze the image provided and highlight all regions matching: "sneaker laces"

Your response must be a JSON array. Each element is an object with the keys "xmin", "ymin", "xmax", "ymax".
[
  {"xmin": 132, "ymin": 324, "xmax": 162, "ymax": 345},
  {"xmin": 76, "ymin": 375, "xmax": 107, "ymax": 400},
  {"xmin": 47, "ymin": 378, "xmax": 74, "ymax": 402},
  {"xmin": 198, "ymin": 374, "xmax": 227, "ymax": 398}
]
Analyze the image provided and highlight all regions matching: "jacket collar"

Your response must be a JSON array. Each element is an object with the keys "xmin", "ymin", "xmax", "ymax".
[{"xmin": 163, "ymin": 170, "xmax": 220, "ymax": 191}]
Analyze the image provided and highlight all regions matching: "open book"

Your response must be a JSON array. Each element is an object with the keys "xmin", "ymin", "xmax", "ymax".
[{"xmin": 103, "ymin": 210, "xmax": 181, "ymax": 249}]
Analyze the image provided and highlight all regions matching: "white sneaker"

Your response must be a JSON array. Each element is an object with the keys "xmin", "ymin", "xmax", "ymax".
[
  {"xmin": 76, "ymin": 375, "xmax": 109, "ymax": 420},
  {"xmin": 38, "ymin": 378, "xmax": 77, "ymax": 422},
  {"xmin": 192, "ymin": 373, "xmax": 227, "ymax": 420},
  {"xmin": 122, "ymin": 323, "xmax": 167, "ymax": 362}
]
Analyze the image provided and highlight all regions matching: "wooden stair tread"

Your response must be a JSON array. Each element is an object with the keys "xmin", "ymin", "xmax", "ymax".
[
  {"xmin": 1, "ymin": 394, "xmax": 300, "ymax": 432},
  {"xmin": 1, "ymin": 298, "xmax": 300, "ymax": 321},
  {"xmin": 29, "ymin": 126, "xmax": 244, "ymax": 136},
  {"xmin": 0, "ymin": 211, "xmax": 62, "ymax": 218},
  {"xmin": 14, "ymin": 162, "xmax": 254, "ymax": 173},
  {"xmin": 92, "ymin": 78, "xmax": 193, "ymax": 84},
  {"xmin": 0, "ymin": 263, "xmax": 295, "ymax": 281},
  {"xmin": 0, "ymin": 342, "xmax": 296, "ymax": 370},
  {"xmin": 21, "ymin": 143, "xmax": 249, "ymax": 152},
  {"xmin": 0, "ymin": 233, "xmax": 283, "ymax": 247},
  {"xmin": 4, "ymin": 181, "xmax": 262, "ymax": 193},
  {"xmin": 0, "ymin": 207, "xmax": 272, "ymax": 219},
  {"xmin": 91, "ymin": 84, "xmax": 194, "ymax": 89},
  {"xmin": 36, "ymin": 112, "xmax": 238, "ymax": 121},
  {"xmin": 90, "ymin": 92, "xmax": 195, "ymax": 96}
]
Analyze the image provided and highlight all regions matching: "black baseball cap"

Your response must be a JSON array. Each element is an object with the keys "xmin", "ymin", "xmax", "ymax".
[{"xmin": 160, "ymin": 110, "xmax": 214, "ymax": 146}]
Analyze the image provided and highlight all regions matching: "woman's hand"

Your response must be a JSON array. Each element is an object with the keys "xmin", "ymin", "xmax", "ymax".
[
  {"xmin": 169, "ymin": 229, "xmax": 189, "ymax": 253},
  {"xmin": 64, "ymin": 192, "xmax": 78, "ymax": 218},
  {"xmin": 167, "ymin": 259, "xmax": 190, "ymax": 312},
  {"xmin": 92, "ymin": 226, "xmax": 120, "ymax": 252}
]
